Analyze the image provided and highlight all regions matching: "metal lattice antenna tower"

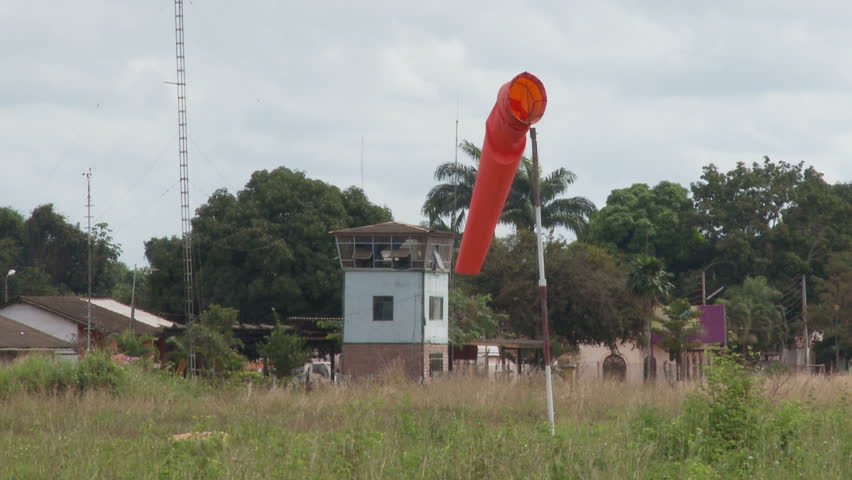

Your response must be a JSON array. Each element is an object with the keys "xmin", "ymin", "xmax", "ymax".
[
  {"xmin": 83, "ymin": 168, "xmax": 93, "ymax": 352},
  {"xmin": 173, "ymin": 0, "xmax": 196, "ymax": 374}
]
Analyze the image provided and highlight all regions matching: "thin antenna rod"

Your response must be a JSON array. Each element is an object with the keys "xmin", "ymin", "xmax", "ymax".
[
  {"xmin": 360, "ymin": 136, "xmax": 365, "ymax": 190},
  {"xmin": 83, "ymin": 168, "xmax": 93, "ymax": 352},
  {"xmin": 449, "ymin": 98, "xmax": 459, "ymax": 283},
  {"xmin": 174, "ymin": 0, "xmax": 196, "ymax": 376}
]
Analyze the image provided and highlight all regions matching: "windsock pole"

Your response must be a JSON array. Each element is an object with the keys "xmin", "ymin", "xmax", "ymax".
[{"xmin": 530, "ymin": 127, "xmax": 555, "ymax": 436}]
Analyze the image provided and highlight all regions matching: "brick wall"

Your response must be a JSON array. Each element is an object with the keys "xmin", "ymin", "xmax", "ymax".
[
  {"xmin": 342, "ymin": 344, "xmax": 424, "ymax": 380},
  {"xmin": 342, "ymin": 343, "xmax": 449, "ymax": 381}
]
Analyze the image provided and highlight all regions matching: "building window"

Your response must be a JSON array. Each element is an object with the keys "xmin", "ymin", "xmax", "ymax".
[
  {"xmin": 429, "ymin": 352, "xmax": 443, "ymax": 376},
  {"xmin": 429, "ymin": 296, "xmax": 443, "ymax": 320},
  {"xmin": 372, "ymin": 296, "xmax": 394, "ymax": 321}
]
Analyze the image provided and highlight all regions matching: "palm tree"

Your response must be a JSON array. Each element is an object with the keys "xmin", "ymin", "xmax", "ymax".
[
  {"xmin": 628, "ymin": 254, "xmax": 674, "ymax": 381},
  {"xmin": 422, "ymin": 140, "xmax": 596, "ymax": 233}
]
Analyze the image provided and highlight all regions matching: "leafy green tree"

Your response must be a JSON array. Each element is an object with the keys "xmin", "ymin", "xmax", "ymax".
[
  {"xmin": 689, "ymin": 157, "xmax": 838, "ymax": 284},
  {"xmin": 110, "ymin": 330, "xmax": 156, "ymax": 358},
  {"xmin": 142, "ymin": 236, "xmax": 185, "ymax": 319},
  {"xmin": 167, "ymin": 304, "xmax": 245, "ymax": 377},
  {"xmin": 470, "ymin": 232, "xmax": 645, "ymax": 346},
  {"xmin": 0, "ymin": 205, "xmax": 123, "ymax": 299},
  {"xmin": 422, "ymin": 140, "xmax": 595, "ymax": 233},
  {"xmin": 259, "ymin": 324, "xmax": 310, "ymax": 379},
  {"xmin": 717, "ymin": 276, "xmax": 784, "ymax": 351},
  {"xmin": 587, "ymin": 182, "xmax": 710, "ymax": 274},
  {"xmin": 652, "ymin": 299, "xmax": 703, "ymax": 381},
  {"xmin": 448, "ymin": 287, "xmax": 506, "ymax": 345},
  {"xmin": 147, "ymin": 167, "xmax": 392, "ymax": 323}
]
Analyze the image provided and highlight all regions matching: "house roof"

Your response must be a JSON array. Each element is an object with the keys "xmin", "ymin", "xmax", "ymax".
[
  {"xmin": 330, "ymin": 221, "xmax": 454, "ymax": 237},
  {"xmin": 0, "ymin": 314, "xmax": 73, "ymax": 350},
  {"xmin": 10, "ymin": 296, "xmax": 174, "ymax": 337},
  {"xmin": 88, "ymin": 298, "xmax": 174, "ymax": 329}
]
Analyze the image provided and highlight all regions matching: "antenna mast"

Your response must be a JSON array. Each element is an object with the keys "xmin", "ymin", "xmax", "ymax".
[
  {"xmin": 83, "ymin": 168, "xmax": 93, "ymax": 352},
  {"xmin": 173, "ymin": 0, "xmax": 196, "ymax": 374}
]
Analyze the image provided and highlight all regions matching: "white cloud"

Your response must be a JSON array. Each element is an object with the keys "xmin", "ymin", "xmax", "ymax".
[{"xmin": 2, "ymin": 0, "xmax": 852, "ymax": 269}]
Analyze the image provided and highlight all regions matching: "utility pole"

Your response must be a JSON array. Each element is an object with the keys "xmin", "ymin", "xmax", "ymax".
[
  {"xmin": 130, "ymin": 265, "xmax": 137, "ymax": 332},
  {"xmin": 701, "ymin": 271, "xmax": 707, "ymax": 305},
  {"xmin": 834, "ymin": 303, "xmax": 840, "ymax": 373},
  {"xmin": 802, "ymin": 275, "xmax": 809, "ymax": 372},
  {"xmin": 530, "ymin": 127, "xmax": 555, "ymax": 436},
  {"xmin": 83, "ymin": 168, "xmax": 93, "ymax": 352}
]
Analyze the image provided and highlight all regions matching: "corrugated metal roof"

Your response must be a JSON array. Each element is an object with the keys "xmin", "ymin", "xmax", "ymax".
[
  {"xmin": 330, "ymin": 221, "xmax": 454, "ymax": 236},
  {"xmin": 10, "ymin": 296, "xmax": 172, "ymax": 337},
  {"xmin": 88, "ymin": 298, "xmax": 173, "ymax": 329},
  {"xmin": 0, "ymin": 314, "xmax": 73, "ymax": 349}
]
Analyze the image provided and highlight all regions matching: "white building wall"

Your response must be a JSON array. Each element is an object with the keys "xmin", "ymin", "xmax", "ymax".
[
  {"xmin": 570, "ymin": 341, "xmax": 668, "ymax": 384},
  {"xmin": 343, "ymin": 271, "xmax": 424, "ymax": 343},
  {"xmin": 422, "ymin": 272, "xmax": 448, "ymax": 344},
  {"xmin": 0, "ymin": 304, "xmax": 78, "ymax": 343}
]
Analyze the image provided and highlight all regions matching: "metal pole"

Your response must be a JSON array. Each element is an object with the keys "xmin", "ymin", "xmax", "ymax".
[
  {"xmin": 802, "ymin": 275, "xmax": 809, "ymax": 372},
  {"xmin": 530, "ymin": 128, "xmax": 555, "ymax": 435},
  {"xmin": 130, "ymin": 265, "xmax": 137, "ymax": 332},
  {"xmin": 834, "ymin": 304, "xmax": 840, "ymax": 373},
  {"xmin": 701, "ymin": 271, "xmax": 706, "ymax": 305},
  {"xmin": 84, "ymin": 168, "xmax": 93, "ymax": 352}
]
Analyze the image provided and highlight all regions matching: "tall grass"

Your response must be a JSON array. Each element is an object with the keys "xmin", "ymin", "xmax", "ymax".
[{"xmin": 0, "ymin": 356, "xmax": 849, "ymax": 479}]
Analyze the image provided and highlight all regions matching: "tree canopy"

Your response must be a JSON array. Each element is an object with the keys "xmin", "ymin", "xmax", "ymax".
[
  {"xmin": 144, "ymin": 167, "xmax": 391, "ymax": 323},
  {"xmin": 422, "ymin": 140, "xmax": 595, "ymax": 234},
  {"xmin": 0, "ymin": 204, "xmax": 122, "ymax": 299}
]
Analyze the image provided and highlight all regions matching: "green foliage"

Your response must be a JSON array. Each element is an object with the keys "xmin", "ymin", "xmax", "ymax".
[
  {"xmin": 0, "ymin": 351, "xmax": 125, "ymax": 396},
  {"xmin": 422, "ymin": 139, "xmax": 595, "ymax": 233},
  {"xmin": 717, "ymin": 276, "xmax": 784, "ymax": 351},
  {"xmin": 447, "ymin": 287, "xmax": 505, "ymax": 345},
  {"xmin": 111, "ymin": 329, "xmax": 157, "ymax": 358},
  {"xmin": 0, "ymin": 204, "xmax": 123, "ymax": 298},
  {"xmin": 145, "ymin": 168, "xmax": 391, "ymax": 322},
  {"xmin": 168, "ymin": 305, "xmax": 245, "ymax": 377},
  {"xmin": 653, "ymin": 299, "xmax": 703, "ymax": 379},
  {"xmin": 76, "ymin": 350, "xmax": 125, "ymax": 393},
  {"xmin": 472, "ymin": 233, "xmax": 645, "ymax": 345},
  {"xmin": 587, "ymin": 182, "xmax": 709, "ymax": 274},
  {"xmin": 629, "ymin": 348, "xmax": 828, "ymax": 478},
  {"xmin": 0, "ymin": 354, "xmax": 76, "ymax": 395},
  {"xmin": 259, "ymin": 324, "xmax": 309, "ymax": 379}
]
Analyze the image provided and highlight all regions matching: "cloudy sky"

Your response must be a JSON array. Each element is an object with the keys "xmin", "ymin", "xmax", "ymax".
[{"xmin": 3, "ymin": 1, "xmax": 852, "ymax": 267}]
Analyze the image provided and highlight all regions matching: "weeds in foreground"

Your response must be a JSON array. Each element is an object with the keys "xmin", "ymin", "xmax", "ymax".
[{"xmin": 0, "ymin": 355, "xmax": 849, "ymax": 479}]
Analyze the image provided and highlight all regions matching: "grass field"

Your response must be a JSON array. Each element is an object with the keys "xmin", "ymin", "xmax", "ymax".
[{"xmin": 0, "ymin": 357, "xmax": 849, "ymax": 479}]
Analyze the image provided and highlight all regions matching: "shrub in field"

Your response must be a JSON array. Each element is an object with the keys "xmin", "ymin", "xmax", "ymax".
[
  {"xmin": 259, "ymin": 323, "xmax": 309, "ymax": 379},
  {"xmin": 631, "ymin": 348, "xmax": 817, "ymax": 477},
  {"xmin": 76, "ymin": 350, "xmax": 125, "ymax": 393},
  {"xmin": 110, "ymin": 329, "xmax": 157, "ymax": 358},
  {"xmin": 0, "ymin": 354, "xmax": 76, "ymax": 395}
]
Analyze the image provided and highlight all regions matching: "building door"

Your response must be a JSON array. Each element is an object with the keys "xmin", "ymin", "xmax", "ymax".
[{"xmin": 602, "ymin": 354, "xmax": 627, "ymax": 381}]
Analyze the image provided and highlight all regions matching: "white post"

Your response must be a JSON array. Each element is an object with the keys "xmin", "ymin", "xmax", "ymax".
[{"xmin": 530, "ymin": 128, "xmax": 555, "ymax": 435}]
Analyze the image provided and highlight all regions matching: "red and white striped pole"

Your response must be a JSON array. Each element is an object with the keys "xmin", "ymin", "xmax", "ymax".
[{"xmin": 530, "ymin": 127, "xmax": 555, "ymax": 435}]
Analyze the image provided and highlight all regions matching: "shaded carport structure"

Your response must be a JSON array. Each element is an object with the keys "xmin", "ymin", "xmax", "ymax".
[
  {"xmin": 163, "ymin": 316, "xmax": 340, "ymax": 363},
  {"xmin": 458, "ymin": 338, "xmax": 544, "ymax": 374}
]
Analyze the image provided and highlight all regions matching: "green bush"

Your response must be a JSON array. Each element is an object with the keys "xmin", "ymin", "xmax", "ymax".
[
  {"xmin": 0, "ymin": 354, "xmax": 76, "ymax": 396},
  {"xmin": 259, "ymin": 324, "xmax": 309, "ymax": 379},
  {"xmin": 110, "ymin": 329, "xmax": 157, "ymax": 358},
  {"xmin": 631, "ymin": 348, "xmax": 815, "ymax": 478},
  {"xmin": 75, "ymin": 350, "xmax": 125, "ymax": 393}
]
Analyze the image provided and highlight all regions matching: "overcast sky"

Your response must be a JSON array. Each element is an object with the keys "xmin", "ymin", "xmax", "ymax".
[{"xmin": 3, "ymin": 1, "xmax": 852, "ymax": 268}]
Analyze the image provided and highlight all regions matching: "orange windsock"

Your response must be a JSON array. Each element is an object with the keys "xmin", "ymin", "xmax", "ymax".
[{"xmin": 455, "ymin": 72, "xmax": 547, "ymax": 275}]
